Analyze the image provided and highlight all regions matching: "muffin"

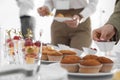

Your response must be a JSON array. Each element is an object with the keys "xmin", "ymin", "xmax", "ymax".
[
  {"xmin": 41, "ymin": 46, "xmax": 54, "ymax": 61},
  {"xmin": 47, "ymin": 50, "xmax": 63, "ymax": 61},
  {"xmin": 97, "ymin": 56, "xmax": 114, "ymax": 72},
  {"xmin": 59, "ymin": 50, "xmax": 77, "ymax": 56},
  {"xmin": 41, "ymin": 50, "xmax": 48, "ymax": 60},
  {"xmin": 82, "ymin": 54, "xmax": 98, "ymax": 60},
  {"xmin": 60, "ymin": 55, "xmax": 81, "ymax": 73},
  {"xmin": 43, "ymin": 45, "xmax": 54, "ymax": 51},
  {"xmin": 79, "ymin": 59, "xmax": 102, "ymax": 73},
  {"xmin": 56, "ymin": 13, "xmax": 64, "ymax": 17}
]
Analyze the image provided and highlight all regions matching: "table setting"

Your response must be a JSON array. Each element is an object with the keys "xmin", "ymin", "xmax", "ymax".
[
  {"xmin": 0, "ymin": 28, "xmax": 120, "ymax": 80},
  {"xmin": 40, "ymin": 40, "xmax": 120, "ymax": 80}
]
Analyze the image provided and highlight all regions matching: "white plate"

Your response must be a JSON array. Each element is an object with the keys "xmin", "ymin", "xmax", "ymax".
[
  {"xmin": 45, "ymin": 63, "xmax": 114, "ymax": 80},
  {"xmin": 68, "ymin": 72, "xmax": 113, "ymax": 77},
  {"xmin": 68, "ymin": 72, "xmax": 114, "ymax": 80},
  {"xmin": 41, "ymin": 60, "xmax": 59, "ymax": 64},
  {"xmin": 54, "ymin": 17, "xmax": 72, "ymax": 22}
]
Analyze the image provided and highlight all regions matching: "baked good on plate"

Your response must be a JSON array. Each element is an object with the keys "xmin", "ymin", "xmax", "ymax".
[
  {"xmin": 97, "ymin": 56, "xmax": 114, "ymax": 72},
  {"xmin": 79, "ymin": 59, "xmax": 102, "ymax": 73},
  {"xmin": 60, "ymin": 55, "xmax": 81, "ymax": 73}
]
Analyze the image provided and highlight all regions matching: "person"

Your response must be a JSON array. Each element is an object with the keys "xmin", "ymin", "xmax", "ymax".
[
  {"xmin": 37, "ymin": 0, "xmax": 98, "ymax": 50},
  {"xmin": 16, "ymin": 0, "xmax": 36, "ymax": 39},
  {"xmin": 92, "ymin": 0, "xmax": 120, "ymax": 42}
]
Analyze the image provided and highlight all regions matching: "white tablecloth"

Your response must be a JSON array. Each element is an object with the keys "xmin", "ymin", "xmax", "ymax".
[
  {"xmin": 40, "ymin": 63, "xmax": 68, "ymax": 80},
  {"xmin": 0, "ymin": 62, "xmax": 116, "ymax": 80},
  {"xmin": 0, "ymin": 63, "xmax": 68, "ymax": 80},
  {"xmin": 41, "ymin": 63, "xmax": 114, "ymax": 80}
]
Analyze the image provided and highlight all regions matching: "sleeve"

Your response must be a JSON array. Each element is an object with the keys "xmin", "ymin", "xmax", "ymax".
[
  {"xmin": 106, "ymin": 0, "xmax": 120, "ymax": 41},
  {"xmin": 80, "ymin": 0, "xmax": 98, "ymax": 22},
  {"xmin": 16, "ymin": 0, "xmax": 20, "ymax": 7},
  {"xmin": 44, "ymin": 0, "xmax": 54, "ymax": 11},
  {"xmin": 16, "ymin": 0, "xmax": 35, "ymax": 9}
]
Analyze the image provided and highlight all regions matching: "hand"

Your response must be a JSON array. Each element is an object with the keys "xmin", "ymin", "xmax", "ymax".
[
  {"xmin": 92, "ymin": 24, "xmax": 116, "ymax": 41},
  {"xmin": 37, "ymin": 6, "xmax": 50, "ymax": 16},
  {"xmin": 64, "ymin": 15, "xmax": 82, "ymax": 28}
]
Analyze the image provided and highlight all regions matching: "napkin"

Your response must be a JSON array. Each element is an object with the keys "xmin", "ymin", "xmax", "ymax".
[
  {"xmin": 58, "ymin": 44, "xmax": 70, "ymax": 50},
  {"xmin": 82, "ymin": 47, "xmax": 97, "ymax": 54}
]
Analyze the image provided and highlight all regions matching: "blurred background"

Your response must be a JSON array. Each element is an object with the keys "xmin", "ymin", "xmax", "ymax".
[{"xmin": 0, "ymin": 0, "xmax": 116, "ymax": 47}]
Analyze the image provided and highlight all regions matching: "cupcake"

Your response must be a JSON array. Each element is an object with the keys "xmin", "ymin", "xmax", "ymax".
[
  {"xmin": 47, "ymin": 50, "xmax": 63, "ymax": 61},
  {"xmin": 41, "ymin": 46, "xmax": 54, "ymax": 61},
  {"xmin": 82, "ymin": 54, "xmax": 98, "ymax": 60},
  {"xmin": 43, "ymin": 45, "xmax": 54, "ymax": 51},
  {"xmin": 56, "ymin": 13, "xmax": 64, "ymax": 17},
  {"xmin": 79, "ymin": 59, "xmax": 102, "ymax": 73},
  {"xmin": 59, "ymin": 50, "xmax": 77, "ymax": 56},
  {"xmin": 97, "ymin": 56, "xmax": 114, "ymax": 72},
  {"xmin": 41, "ymin": 50, "xmax": 48, "ymax": 60},
  {"xmin": 60, "ymin": 55, "xmax": 81, "ymax": 73}
]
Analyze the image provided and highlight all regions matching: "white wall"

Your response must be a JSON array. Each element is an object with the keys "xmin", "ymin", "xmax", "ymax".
[
  {"xmin": 90, "ymin": 0, "xmax": 115, "ymax": 48},
  {"xmin": 91, "ymin": 0, "xmax": 115, "ymax": 30},
  {"xmin": 0, "ymin": 0, "xmax": 20, "ymax": 28},
  {"xmin": 0, "ymin": 0, "xmax": 116, "ymax": 46}
]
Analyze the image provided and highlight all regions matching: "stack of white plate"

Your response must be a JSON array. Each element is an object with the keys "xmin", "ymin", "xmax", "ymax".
[{"xmin": 68, "ymin": 72, "xmax": 113, "ymax": 80}]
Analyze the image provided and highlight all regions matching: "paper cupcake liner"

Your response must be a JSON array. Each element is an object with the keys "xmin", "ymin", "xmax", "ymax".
[
  {"xmin": 60, "ymin": 63, "xmax": 79, "ymax": 73},
  {"xmin": 41, "ymin": 55, "xmax": 48, "ymax": 60},
  {"xmin": 79, "ymin": 64, "xmax": 102, "ymax": 73},
  {"xmin": 48, "ymin": 55, "xmax": 63, "ymax": 61},
  {"xmin": 100, "ymin": 63, "xmax": 113, "ymax": 72}
]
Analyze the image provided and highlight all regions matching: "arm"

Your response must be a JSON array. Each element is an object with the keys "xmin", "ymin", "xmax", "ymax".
[
  {"xmin": 106, "ymin": 0, "xmax": 120, "ymax": 40},
  {"xmin": 16, "ymin": 0, "xmax": 35, "ymax": 9},
  {"xmin": 92, "ymin": 0, "xmax": 120, "ymax": 41},
  {"xmin": 80, "ymin": 0, "xmax": 98, "ymax": 22},
  {"xmin": 64, "ymin": 0, "xmax": 98, "ymax": 28},
  {"xmin": 44, "ymin": 0, "xmax": 54, "ymax": 11}
]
